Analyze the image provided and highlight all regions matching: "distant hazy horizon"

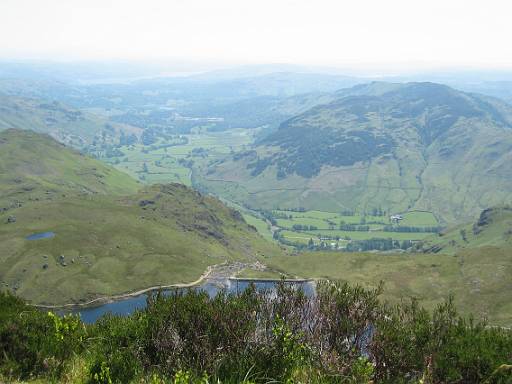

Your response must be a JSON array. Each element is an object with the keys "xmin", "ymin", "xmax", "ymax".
[{"xmin": 1, "ymin": 0, "xmax": 511, "ymax": 73}]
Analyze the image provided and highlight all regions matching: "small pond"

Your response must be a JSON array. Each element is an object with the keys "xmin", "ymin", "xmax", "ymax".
[
  {"xmin": 26, "ymin": 231, "xmax": 55, "ymax": 240},
  {"xmin": 61, "ymin": 279, "xmax": 315, "ymax": 324}
]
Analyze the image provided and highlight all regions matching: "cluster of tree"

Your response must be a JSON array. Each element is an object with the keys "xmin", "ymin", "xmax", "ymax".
[
  {"xmin": 177, "ymin": 158, "xmax": 194, "ymax": 168},
  {"xmin": 291, "ymin": 224, "xmax": 318, "ymax": 231},
  {"xmin": 281, "ymin": 207, "xmax": 307, "ymax": 212},
  {"xmin": 340, "ymin": 224, "xmax": 370, "ymax": 232},
  {"xmin": 270, "ymin": 211, "xmax": 291, "ymax": 220},
  {"xmin": 339, "ymin": 209, "xmax": 386, "ymax": 219},
  {"xmin": 259, "ymin": 210, "xmax": 278, "ymax": 226},
  {"xmin": 262, "ymin": 126, "xmax": 394, "ymax": 178},
  {"xmin": 383, "ymin": 225, "xmax": 442, "ymax": 233},
  {"xmin": 118, "ymin": 131, "xmax": 138, "ymax": 146},
  {"xmin": 191, "ymin": 147, "xmax": 208, "ymax": 157},
  {"xmin": 326, "ymin": 220, "xmax": 337, "ymax": 229},
  {"xmin": 145, "ymin": 137, "xmax": 189, "ymax": 152},
  {"xmin": 141, "ymin": 128, "xmax": 158, "ymax": 145},
  {"xmin": 246, "ymin": 157, "xmax": 272, "ymax": 177},
  {"xmin": 307, "ymin": 238, "xmax": 341, "ymax": 250},
  {"xmin": 316, "ymin": 234, "xmax": 347, "ymax": 241},
  {"xmin": 104, "ymin": 146, "xmax": 124, "ymax": 158},
  {"xmin": 112, "ymin": 110, "xmax": 192, "ymax": 133},
  {"xmin": 1, "ymin": 283, "xmax": 511, "ymax": 383},
  {"xmin": 369, "ymin": 207, "xmax": 386, "ymax": 216},
  {"xmin": 346, "ymin": 238, "xmax": 414, "ymax": 252}
]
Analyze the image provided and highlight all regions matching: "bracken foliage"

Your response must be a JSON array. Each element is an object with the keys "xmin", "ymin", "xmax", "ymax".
[{"xmin": 0, "ymin": 281, "xmax": 511, "ymax": 383}]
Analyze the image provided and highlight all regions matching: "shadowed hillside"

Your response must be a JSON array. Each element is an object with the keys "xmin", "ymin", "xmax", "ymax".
[{"xmin": 198, "ymin": 82, "xmax": 512, "ymax": 223}]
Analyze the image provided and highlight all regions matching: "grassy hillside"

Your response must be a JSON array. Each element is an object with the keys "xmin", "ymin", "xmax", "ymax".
[
  {"xmin": 419, "ymin": 206, "xmax": 512, "ymax": 253},
  {"xmin": 198, "ymin": 82, "xmax": 512, "ymax": 223},
  {"xmin": 0, "ymin": 130, "xmax": 280, "ymax": 305},
  {"xmin": 251, "ymin": 247, "xmax": 512, "ymax": 326},
  {"xmin": 0, "ymin": 129, "xmax": 140, "ymax": 207}
]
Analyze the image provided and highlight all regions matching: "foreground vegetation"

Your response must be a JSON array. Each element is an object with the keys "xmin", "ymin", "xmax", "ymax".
[
  {"xmin": 250, "ymin": 246, "xmax": 512, "ymax": 327},
  {"xmin": 1, "ymin": 282, "xmax": 511, "ymax": 383}
]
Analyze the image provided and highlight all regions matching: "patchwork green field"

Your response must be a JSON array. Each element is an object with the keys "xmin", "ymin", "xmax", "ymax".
[
  {"xmin": 266, "ymin": 209, "xmax": 440, "ymax": 250},
  {"xmin": 238, "ymin": 206, "xmax": 512, "ymax": 325},
  {"xmin": 101, "ymin": 129, "xmax": 257, "ymax": 186}
]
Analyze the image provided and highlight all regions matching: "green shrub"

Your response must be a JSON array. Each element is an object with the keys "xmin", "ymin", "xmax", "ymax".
[
  {"xmin": 1, "ymin": 283, "xmax": 512, "ymax": 383},
  {"xmin": 433, "ymin": 318, "xmax": 512, "ymax": 383},
  {"xmin": 0, "ymin": 292, "xmax": 84, "ymax": 380},
  {"xmin": 87, "ymin": 314, "xmax": 143, "ymax": 383}
]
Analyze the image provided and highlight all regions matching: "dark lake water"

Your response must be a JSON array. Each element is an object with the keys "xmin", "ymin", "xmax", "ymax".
[
  {"xmin": 26, "ymin": 231, "xmax": 55, "ymax": 240},
  {"xmin": 62, "ymin": 279, "xmax": 315, "ymax": 324}
]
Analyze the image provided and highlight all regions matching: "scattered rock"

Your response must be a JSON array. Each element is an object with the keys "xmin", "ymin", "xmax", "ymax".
[
  {"xmin": 423, "ymin": 244, "xmax": 443, "ymax": 253},
  {"xmin": 473, "ymin": 208, "xmax": 495, "ymax": 235},
  {"xmin": 6, "ymin": 215, "xmax": 16, "ymax": 224},
  {"xmin": 42, "ymin": 263, "xmax": 49, "ymax": 270},
  {"xmin": 58, "ymin": 255, "xmax": 67, "ymax": 266},
  {"xmin": 230, "ymin": 209, "xmax": 244, "ymax": 222},
  {"xmin": 139, "ymin": 199, "xmax": 155, "ymax": 207}
]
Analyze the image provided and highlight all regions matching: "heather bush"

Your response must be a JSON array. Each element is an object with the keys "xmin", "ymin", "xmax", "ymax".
[
  {"xmin": 0, "ymin": 292, "xmax": 84, "ymax": 380},
  {"xmin": 0, "ymin": 282, "xmax": 511, "ymax": 383}
]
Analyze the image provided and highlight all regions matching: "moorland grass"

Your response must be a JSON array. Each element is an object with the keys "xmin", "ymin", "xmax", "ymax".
[{"xmin": 256, "ymin": 246, "xmax": 512, "ymax": 326}]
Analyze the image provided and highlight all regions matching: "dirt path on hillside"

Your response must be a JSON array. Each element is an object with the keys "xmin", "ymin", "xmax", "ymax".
[{"xmin": 34, "ymin": 261, "xmax": 267, "ymax": 309}]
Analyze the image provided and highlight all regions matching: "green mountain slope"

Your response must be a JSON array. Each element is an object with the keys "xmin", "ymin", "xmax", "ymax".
[
  {"xmin": 420, "ymin": 206, "xmax": 512, "ymax": 253},
  {"xmin": 0, "ymin": 130, "xmax": 279, "ymax": 305},
  {"xmin": 197, "ymin": 82, "xmax": 512, "ymax": 223},
  {"xmin": 0, "ymin": 129, "xmax": 140, "ymax": 207},
  {"xmin": 0, "ymin": 94, "xmax": 140, "ymax": 148}
]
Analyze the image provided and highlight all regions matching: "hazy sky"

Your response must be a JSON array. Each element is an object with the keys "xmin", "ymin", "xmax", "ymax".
[{"xmin": 1, "ymin": 0, "xmax": 511, "ymax": 71}]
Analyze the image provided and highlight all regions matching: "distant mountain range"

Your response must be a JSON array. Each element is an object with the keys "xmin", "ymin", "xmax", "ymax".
[
  {"xmin": 198, "ymin": 82, "xmax": 512, "ymax": 223},
  {"xmin": 3, "ymin": 64, "xmax": 512, "ymax": 223}
]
